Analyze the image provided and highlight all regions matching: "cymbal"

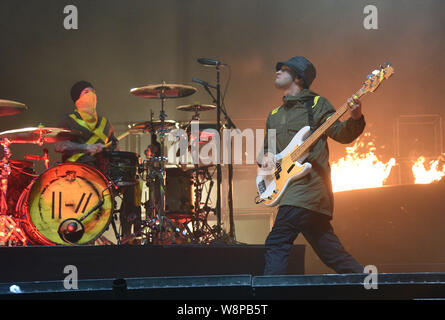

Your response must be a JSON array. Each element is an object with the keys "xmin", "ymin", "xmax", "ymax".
[
  {"xmin": 130, "ymin": 83, "xmax": 197, "ymax": 99},
  {"xmin": 130, "ymin": 120, "xmax": 177, "ymax": 133},
  {"xmin": 176, "ymin": 104, "xmax": 216, "ymax": 112},
  {"xmin": 179, "ymin": 120, "xmax": 219, "ymax": 130},
  {"xmin": 0, "ymin": 99, "xmax": 27, "ymax": 116},
  {"xmin": 0, "ymin": 127, "xmax": 81, "ymax": 144}
]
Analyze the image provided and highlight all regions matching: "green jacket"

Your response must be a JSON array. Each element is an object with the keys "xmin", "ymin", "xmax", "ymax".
[{"xmin": 261, "ymin": 89, "xmax": 366, "ymax": 217}]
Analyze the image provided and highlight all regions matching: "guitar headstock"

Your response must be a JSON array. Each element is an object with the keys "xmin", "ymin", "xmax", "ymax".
[{"xmin": 362, "ymin": 63, "xmax": 394, "ymax": 94}]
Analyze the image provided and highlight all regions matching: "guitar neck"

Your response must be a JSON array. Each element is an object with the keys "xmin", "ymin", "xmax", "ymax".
[{"xmin": 290, "ymin": 88, "xmax": 365, "ymax": 161}]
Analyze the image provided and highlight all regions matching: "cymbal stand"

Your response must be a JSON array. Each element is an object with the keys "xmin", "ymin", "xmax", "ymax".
[
  {"xmin": 152, "ymin": 86, "xmax": 182, "ymax": 244},
  {"xmin": 156, "ymin": 88, "xmax": 168, "ymax": 242},
  {"xmin": 0, "ymin": 138, "xmax": 27, "ymax": 246}
]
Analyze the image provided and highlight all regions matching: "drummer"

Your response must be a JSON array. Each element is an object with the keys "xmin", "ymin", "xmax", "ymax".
[
  {"xmin": 54, "ymin": 81, "xmax": 117, "ymax": 166},
  {"xmin": 55, "ymin": 80, "xmax": 141, "ymax": 242}
]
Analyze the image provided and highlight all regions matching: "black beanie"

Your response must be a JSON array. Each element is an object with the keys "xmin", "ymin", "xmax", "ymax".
[
  {"xmin": 70, "ymin": 81, "xmax": 94, "ymax": 103},
  {"xmin": 276, "ymin": 56, "xmax": 316, "ymax": 88}
]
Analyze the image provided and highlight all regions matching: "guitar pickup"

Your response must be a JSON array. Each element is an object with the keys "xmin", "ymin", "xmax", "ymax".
[
  {"xmin": 258, "ymin": 181, "xmax": 266, "ymax": 194},
  {"xmin": 287, "ymin": 164, "xmax": 295, "ymax": 173}
]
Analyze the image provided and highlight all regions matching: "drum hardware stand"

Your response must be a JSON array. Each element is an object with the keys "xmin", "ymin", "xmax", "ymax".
[
  {"xmin": 141, "ymin": 86, "xmax": 184, "ymax": 244},
  {"xmin": 0, "ymin": 138, "xmax": 27, "ymax": 246},
  {"xmin": 190, "ymin": 166, "xmax": 213, "ymax": 242},
  {"xmin": 156, "ymin": 86, "xmax": 168, "ymax": 242},
  {"xmin": 106, "ymin": 181, "xmax": 122, "ymax": 244},
  {"xmin": 110, "ymin": 209, "xmax": 121, "ymax": 245}
]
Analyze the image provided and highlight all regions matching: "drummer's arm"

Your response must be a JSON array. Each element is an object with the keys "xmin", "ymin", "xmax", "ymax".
[
  {"xmin": 55, "ymin": 141, "xmax": 104, "ymax": 155},
  {"xmin": 108, "ymin": 124, "xmax": 120, "ymax": 151},
  {"xmin": 55, "ymin": 116, "xmax": 103, "ymax": 154}
]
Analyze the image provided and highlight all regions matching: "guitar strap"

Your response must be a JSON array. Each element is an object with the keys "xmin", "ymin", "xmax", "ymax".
[
  {"xmin": 304, "ymin": 97, "xmax": 316, "ymax": 134},
  {"xmin": 303, "ymin": 96, "xmax": 320, "ymax": 151}
]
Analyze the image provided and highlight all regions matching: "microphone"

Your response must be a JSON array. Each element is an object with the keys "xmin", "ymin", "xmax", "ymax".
[
  {"xmin": 192, "ymin": 77, "xmax": 216, "ymax": 89},
  {"xmin": 81, "ymin": 198, "xmax": 104, "ymax": 221},
  {"xmin": 197, "ymin": 58, "xmax": 227, "ymax": 67}
]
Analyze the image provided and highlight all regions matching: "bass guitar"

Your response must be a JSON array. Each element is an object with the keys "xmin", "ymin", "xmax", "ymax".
[{"xmin": 256, "ymin": 63, "xmax": 394, "ymax": 206}]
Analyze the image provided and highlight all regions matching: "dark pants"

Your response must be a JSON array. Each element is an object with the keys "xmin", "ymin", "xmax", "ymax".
[{"xmin": 264, "ymin": 206, "xmax": 363, "ymax": 275}]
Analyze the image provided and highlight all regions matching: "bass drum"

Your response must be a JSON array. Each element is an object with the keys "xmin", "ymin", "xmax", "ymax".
[{"xmin": 17, "ymin": 162, "xmax": 114, "ymax": 245}]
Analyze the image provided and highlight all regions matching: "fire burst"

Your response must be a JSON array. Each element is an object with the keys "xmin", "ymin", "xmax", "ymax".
[
  {"xmin": 331, "ymin": 133, "xmax": 396, "ymax": 192},
  {"xmin": 412, "ymin": 156, "xmax": 445, "ymax": 184}
]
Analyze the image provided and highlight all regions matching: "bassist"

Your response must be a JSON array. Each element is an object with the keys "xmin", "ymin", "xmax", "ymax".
[{"xmin": 260, "ymin": 56, "xmax": 365, "ymax": 275}]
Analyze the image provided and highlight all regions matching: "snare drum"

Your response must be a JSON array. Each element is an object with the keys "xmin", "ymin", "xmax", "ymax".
[
  {"xmin": 96, "ymin": 151, "xmax": 139, "ymax": 187},
  {"xmin": 17, "ymin": 162, "xmax": 113, "ymax": 245}
]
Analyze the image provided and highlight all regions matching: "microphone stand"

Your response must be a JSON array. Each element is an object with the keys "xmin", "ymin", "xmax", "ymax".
[
  {"xmin": 200, "ymin": 77, "xmax": 237, "ymax": 242},
  {"xmin": 216, "ymin": 66, "xmax": 222, "ymax": 238}
]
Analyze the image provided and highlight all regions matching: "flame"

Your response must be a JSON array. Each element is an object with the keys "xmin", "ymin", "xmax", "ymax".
[
  {"xmin": 412, "ymin": 156, "xmax": 445, "ymax": 184},
  {"xmin": 331, "ymin": 133, "xmax": 396, "ymax": 192}
]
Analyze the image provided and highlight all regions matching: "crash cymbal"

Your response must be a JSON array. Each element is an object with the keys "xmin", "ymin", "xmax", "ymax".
[
  {"xmin": 130, "ymin": 83, "xmax": 197, "ymax": 99},
  {"xmin": 0, "ymin": 99, "xmax": 27, "ymax": 116},
  {"xmin": 176, "ymin": 104, "xmax": 216, "ymax": 112},
  {"xmin": 130, "ymin": 120, "xmax": 177, "ymax": 133},
  {"xmin": 179, "ymin": 120, "xmax": 219, "ymax": 130},
  {"xmin": 0, "ymin": 127, "xmax": 81, "ymax": 144}
]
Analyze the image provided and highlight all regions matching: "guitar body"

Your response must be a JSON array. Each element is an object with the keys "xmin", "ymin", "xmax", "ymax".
[{"xmin": 256, "ymin": 126, "xmax": 312, "ymax": 207}]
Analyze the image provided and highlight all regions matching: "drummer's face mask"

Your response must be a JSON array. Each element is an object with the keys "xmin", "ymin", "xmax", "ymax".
[{"xmin": 75, "ymin": 89, "xmax": 97, "ymax": 116}]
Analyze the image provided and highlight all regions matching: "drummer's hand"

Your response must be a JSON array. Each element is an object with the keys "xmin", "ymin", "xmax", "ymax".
[{"xmin": 86, "ymin": 143, "xmax": 105, "ymax": 155}]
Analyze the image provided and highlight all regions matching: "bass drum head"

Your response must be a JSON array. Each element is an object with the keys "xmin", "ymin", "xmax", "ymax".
[{"xmin": 25, "ymin": 162, "xmax": 113, "ymax": 245}]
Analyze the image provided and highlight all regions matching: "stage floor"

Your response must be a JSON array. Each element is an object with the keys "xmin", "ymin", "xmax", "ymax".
[{"xmin": 1, "ymin": 272, "xmax": 445, "ymax": 300}]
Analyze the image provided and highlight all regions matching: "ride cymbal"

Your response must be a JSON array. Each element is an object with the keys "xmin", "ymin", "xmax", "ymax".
[
  {"xmin": 130, "ymin": 120, "xmax": 177, "ymax": 133},
  {"xmin": 130, "ymin": 83, "xmax": 197, "ymax": 99},
  {"xmin": 176, "ymin": 104, "xmax": 216, "ymax": 112}
]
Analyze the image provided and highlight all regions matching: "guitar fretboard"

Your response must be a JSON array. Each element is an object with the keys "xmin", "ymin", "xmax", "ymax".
[{"xmin": 290, "ymin": 87, "xmax": 366, "ymax": 162}]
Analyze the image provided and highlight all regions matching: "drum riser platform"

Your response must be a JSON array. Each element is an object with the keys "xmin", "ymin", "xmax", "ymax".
[{"xmin": 0, "ymin": 244, "xmax": 304, "ymax": 283}]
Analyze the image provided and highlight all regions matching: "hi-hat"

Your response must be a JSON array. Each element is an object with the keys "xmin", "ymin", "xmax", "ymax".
[
  {"xmin": 0, "ymin": 99, "xmax": 27, "ymax": 116},
  {"xmin": 0, "ymin": 127, "xmax": 81, "ymax": 144},
  {"xmin": 130, "ymin": 83, "xmax": 197, "ymax": 99},
  {"xmin": 176, "ymin": 104, "xmax": 216, "ymax": 112},
  {"xmin": 130, "ymin": 120, "xmax": 177, "ymax": 133}
]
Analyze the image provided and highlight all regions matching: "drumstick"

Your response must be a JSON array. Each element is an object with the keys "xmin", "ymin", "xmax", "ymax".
[{"xmin": 105, "ymin": 131, "xmax": 130, "ymax": 148}]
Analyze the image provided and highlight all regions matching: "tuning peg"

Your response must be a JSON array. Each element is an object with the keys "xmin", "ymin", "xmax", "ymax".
[
  {"xmin": 386, "ymin": 62, "xmax": 392, "ymax": 66},
  {"xmin": 367, "ymin": 74, "xmax": 373, "ymax": 79}
]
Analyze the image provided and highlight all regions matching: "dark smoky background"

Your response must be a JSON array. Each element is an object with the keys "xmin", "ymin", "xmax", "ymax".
[{"xmin": 0, "ymin": 0, "xmax": 443, "ymax": 178}]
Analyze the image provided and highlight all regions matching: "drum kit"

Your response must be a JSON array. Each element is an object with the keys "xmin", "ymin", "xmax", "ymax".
[{"xmin": 0, "ymin": 83, "xmax": 223, "ymax": 247}]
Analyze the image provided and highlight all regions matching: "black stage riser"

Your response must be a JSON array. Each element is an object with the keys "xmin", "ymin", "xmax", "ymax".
[{"xmin": 0, "ymin": 244, "xmax": 305, "ymax": 282}]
